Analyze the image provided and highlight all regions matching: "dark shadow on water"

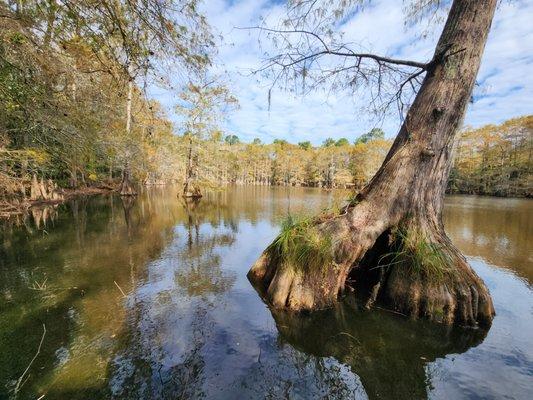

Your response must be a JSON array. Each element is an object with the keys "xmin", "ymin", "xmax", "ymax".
[{"xmin": 269, "ymin": 301, "xmax": 488, "ymax": 400}]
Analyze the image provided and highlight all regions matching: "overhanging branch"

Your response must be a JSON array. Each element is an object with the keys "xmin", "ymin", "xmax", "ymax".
[{"xmin": 240, "ymin": 26, "xmax": 429, "ymax": 70}]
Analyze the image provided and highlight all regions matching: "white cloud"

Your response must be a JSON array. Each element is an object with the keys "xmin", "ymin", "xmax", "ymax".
[{"xmin": 149, "ymin": 0, "xmax": 533, "ymax": 144}]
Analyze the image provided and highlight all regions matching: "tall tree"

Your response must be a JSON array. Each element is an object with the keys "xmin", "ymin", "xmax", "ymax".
[
  {"xmin": 224, "ymin": 135, "xmax": 240, "ymax": 145},
  {"xmin": 1, "ymin": 0, "xmax": 208, "ymax": 206},
  {"xmin": 248, "ymin": 0, "xmax": 497, "ymax": 327},
  {"xmin": 40, "ymin": 0, "xmax": 213, "ymax": 195},
  {"xmin": 176, "ymin": 80, "xmax": 238, "ymax": 198}
]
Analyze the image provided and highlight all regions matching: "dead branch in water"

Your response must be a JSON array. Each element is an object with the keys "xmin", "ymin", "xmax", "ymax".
[
  {"xmin": 14, "ymin": 323, "xmax": 46, "ymax": 396},
  {"xmin": 114, "ymin": 280, "xmax": 127, "ymax": 298}
]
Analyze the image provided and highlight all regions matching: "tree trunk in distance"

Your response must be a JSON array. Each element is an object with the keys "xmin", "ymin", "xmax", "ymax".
[
  {"xmin": 120, "ymin": 71, "xmax": 137, "ymax": 197},
  {"xmin": 69, "ymin": 168, "xmax": 78, "ymax": 188},
  {"xmin": 119, "ymin": 70, "xmax": 138, "ymax": 197},
  {"xmin": 182, "ymin": 136, "xmax": 202, "ymax": 199},
  {"xmin": 30, "ymin": 174, "xmax": 42, "ymax": 201},
  {"xmin": 248, "ymin": 0, "xmax": 497, "ymax": 328},
  {"xmin": 120, "ymin": 164, "xmax": 137, "ymax": 196},
  {"xmin": 126, "ymin": 76, "xmax": 133, "ymax": 135},
  {"xmin": 38, "ymin": 177, "xmax": 48, "ymax": 199},
  {"xmin": 47, "ymin": 179, "xmax": 64, "ymax": 201}
]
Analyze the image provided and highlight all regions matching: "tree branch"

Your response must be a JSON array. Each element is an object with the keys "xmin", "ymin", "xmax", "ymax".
[{"xmin": 239, "ymin": 26, "xmax": 429, "ymax": 70}]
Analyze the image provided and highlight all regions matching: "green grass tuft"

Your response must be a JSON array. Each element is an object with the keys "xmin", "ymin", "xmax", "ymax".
[
  {"xmin": 377, "ymin": 227, "xmax": 453, "ymax": 282},
  {"xmin": 267, "ymin": 214, "xmax": 333, "ymax": 274}
]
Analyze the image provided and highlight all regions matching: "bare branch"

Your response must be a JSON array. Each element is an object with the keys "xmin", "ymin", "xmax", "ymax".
[{"xmin": 240, "ymin": 26, "xmax": 429, "ymax": 69}]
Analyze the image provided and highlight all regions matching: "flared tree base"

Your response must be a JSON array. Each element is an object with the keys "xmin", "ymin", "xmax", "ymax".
[
  {"xmin": 379, "ymin": 252, "xmax": 494, "ymax": 327},
  {"xmin": 119, "ymin": 171, "xmax": 137, "ymax": 197},
  {"xmin": 248, "ymin": 205, "xmax": 495, "ymax": 328},
  {"xmin": 182, "ymin": 182, "xmax": 202, "ymax": 199},
  {"xmin": 119, "ymin": 181, "xmax": 137, "ymax": 196}
]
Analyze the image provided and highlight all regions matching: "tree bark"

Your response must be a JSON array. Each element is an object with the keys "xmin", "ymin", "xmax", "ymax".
[
  {"xmin": 248, "ymin": 0, "xmax": 497, "ymax": 327},
  {"xmin": 69, "ymin": 167, "xmax": 78, "ymax": 188},
  {"xmin": 30, "ymin": 174, "xmax": 42, "ymax": 201},
  {"xmin": 126, "ymin": 76, "xmax": 133, "ymax": 135}
]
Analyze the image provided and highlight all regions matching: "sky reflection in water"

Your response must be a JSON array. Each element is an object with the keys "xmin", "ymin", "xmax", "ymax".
[{"xmin": 0, "ymin": 187, "xmax": 531, "ymax": 399}]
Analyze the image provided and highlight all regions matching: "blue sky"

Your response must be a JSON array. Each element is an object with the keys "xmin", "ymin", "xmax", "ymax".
[{"xmin": 148, "ymin": 0, "xmax": 533, "ymax": 145}]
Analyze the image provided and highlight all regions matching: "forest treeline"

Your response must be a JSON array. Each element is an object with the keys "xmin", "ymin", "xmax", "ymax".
[
  {"xmin": 186, "ymin": 116, "xmax": 532, "ymax": 198},
  {"xmin": 0, "ymin": 0, "xmax": 213, "ymax": 207},
  {"xmin": 0, "ymin": 1, "xmax": 531, "ymax": 212},
  {"xmin": 450, "ymin": 116, "xmax": 532, "ymax": 197}
]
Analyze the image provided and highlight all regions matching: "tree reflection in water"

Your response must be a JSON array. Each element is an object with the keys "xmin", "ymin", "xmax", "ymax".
[
  {"xmin": 175, "ymin": 198, "xmax": 236, "ymax": 297},
  {"xmin": 268, "ymin": 301, "xmax": 487, "ymax": 400},
  {"xmin": 109, "ymin": 196, "xmax": 237, "ymax": 399}
]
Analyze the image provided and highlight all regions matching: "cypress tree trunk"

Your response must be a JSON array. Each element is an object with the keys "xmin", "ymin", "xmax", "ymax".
[
  {"xmin": 249, "ymin": 0, "xmax": 497, "ymax": 327},
  {"xmin": 30, "ymin": 174, "xmax": 42, "ymax": 201},
  {"xmin": 182, "ymin": 136, "xmax": 202, "ymax": 198},
  {"xmin": 120, "ymin": 163, "xmax": 137, "ymax": 196}
]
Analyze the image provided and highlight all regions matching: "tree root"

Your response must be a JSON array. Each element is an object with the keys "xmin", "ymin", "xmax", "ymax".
[
  {"xmin": 381, "ymin": 253, "xmax": 494, "ymax": 327},
  {"xmin": 248, "ymin": 208, "xmax": 495, "ymax": 328}
]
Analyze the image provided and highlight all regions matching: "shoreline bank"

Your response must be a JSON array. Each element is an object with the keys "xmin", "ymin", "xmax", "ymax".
[
  {"xmin": 1, "ymin": 183, "xmax": 531, "ymax": 220},
  {"xmin": 0, "ymin": 186, "xmax": 116, "ymax": 219}
]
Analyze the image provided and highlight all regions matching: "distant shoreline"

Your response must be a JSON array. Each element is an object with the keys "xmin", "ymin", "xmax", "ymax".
[{"xmin": 2, "ymin": 183, "xmax": 530, "ymax": 220}]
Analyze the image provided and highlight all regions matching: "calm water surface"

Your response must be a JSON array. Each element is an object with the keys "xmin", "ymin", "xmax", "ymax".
[{"xmin": 0, "ymin": 187, "xmax": 531, "ymax": 399}]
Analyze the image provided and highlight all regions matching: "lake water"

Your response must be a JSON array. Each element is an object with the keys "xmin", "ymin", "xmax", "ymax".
[{"xmin": 0, "ymin": 187, "xmax": 531, "ymax": 399}]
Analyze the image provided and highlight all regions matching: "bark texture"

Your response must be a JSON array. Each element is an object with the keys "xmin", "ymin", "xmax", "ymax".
[
  {"xmin": 120, "ymin": 68, "xmax": 137, "ymax": 197},
  {"xmin": 248, "ymin": 0, "xmax": 497, "ymax": 327}
]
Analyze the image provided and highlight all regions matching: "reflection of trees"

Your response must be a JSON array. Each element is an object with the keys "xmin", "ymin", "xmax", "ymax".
[
  {"xmin": 107, "ymin": 194, "xmax": 237, "ymax": 398},
  {"xmin": 110, "ymin": 306, "xmax": 213, "ymax": 399},
  {"xmin": 184, "ymin": 186, "xmax": 340, "ymax": 227},
  {"xmin": 444, "ymin": 197, "xmax": 532, "ymax": 283},
  {"xmin": 175, "ymin": 198, "xmax": 236, "ymax": 297},
  {"xmin": 2, "ymin": 187, "xmax": 508, "ymax": 399},
  {"xmin": 0, "ymin": 191, "xmax": 196, "ymax": 398},
  {"xmin": 228, "ymin": 333, "xmax": 367, "ymax": 399},
  {"xmin": 30, "ymin": 204, "xmax": 59, "ymax": 230},
  {"xmin": 0, "ymin": 196, "xmax": 124, "ymax": 399},
  {"xmin": 120, "ymin": 195, "xmax": 136, "ymax": 236},
  {"xmin": 268, "ymin": 302, "xmax": 487, "ymax": 400}
]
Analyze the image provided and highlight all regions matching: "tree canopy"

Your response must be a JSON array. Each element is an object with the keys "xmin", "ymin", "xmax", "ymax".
[{"xmin": 1, "ymin": 0, "xmax": 530, "ymax": 209}]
